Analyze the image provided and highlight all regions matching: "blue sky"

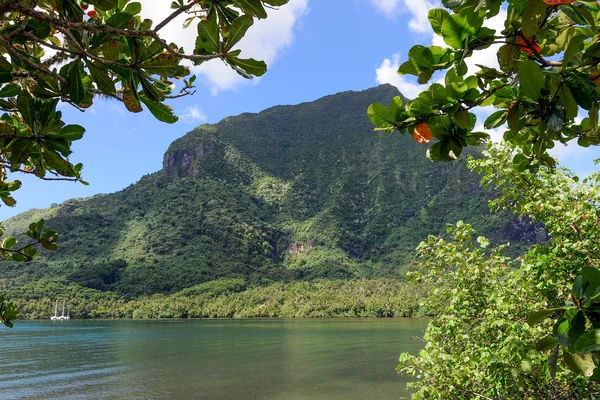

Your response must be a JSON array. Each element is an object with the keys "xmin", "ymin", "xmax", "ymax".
[{"xmin": 1, "ymin": 0, "xmax": 599, "ymax": 220}]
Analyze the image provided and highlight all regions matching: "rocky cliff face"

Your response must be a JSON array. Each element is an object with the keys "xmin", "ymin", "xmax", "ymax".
[
  {"xmin": 503, "ymin": 217, "xmax": 548, "ymax": 243},
  {"xmin": 162, "ymin": 142, "xmax": 216, "ymax": 179}
]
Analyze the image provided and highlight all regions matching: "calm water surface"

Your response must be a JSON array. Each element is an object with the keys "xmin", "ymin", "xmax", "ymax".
[{"xmin": 0, "ymin": 319, "xmax": 427, "ymax": 399}]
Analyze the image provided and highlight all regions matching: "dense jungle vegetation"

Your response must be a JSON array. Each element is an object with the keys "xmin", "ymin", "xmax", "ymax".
[{"xmin": 0, "ymin": 85, "xmax": 536, "ymax": 314}]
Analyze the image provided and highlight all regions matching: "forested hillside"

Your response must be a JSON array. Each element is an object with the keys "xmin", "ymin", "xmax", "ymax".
[{"xmin": 0, "ymin": 85, "xmax": 539, "ymax": 301}]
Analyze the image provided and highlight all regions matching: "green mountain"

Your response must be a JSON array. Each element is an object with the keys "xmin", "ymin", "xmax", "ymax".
[{"xmin": 1, "ymin": 85, "xmax": 537, "ymax": 298}]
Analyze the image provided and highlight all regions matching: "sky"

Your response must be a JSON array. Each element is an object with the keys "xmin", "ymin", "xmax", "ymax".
[{"xmin": 1, "ymin": 0, "xmax": 599, "ymax": 220}]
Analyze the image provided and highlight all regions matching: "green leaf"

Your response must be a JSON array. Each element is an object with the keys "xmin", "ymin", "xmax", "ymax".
[
  {"xmin": 428, "ymin": 8, "xmax": 450, "ymax": 35},
  {"xmin": 68, "ymin": 60, "xmax": 86, "ymax": 104},
  {"xmin": 528, "ymin": 308, "xmax": 564, "ymax": 325},
  {"xmin": 235, "ymin": 0, "xmax": 268, "ymax": 18},
  {"xmin": 86, "ymin": 61, "xmax": 115, "ymax": 94},
  {"xmin": 100, "ymin": 40, "xmax": 124, "ymax": 61},
  {"xmin": 16, "ymin": 91, "xmax": 35, "ymax": 128},
  {"xmin": 124, "ymin": 1, "xmax": 142, "ymax": 15},
  {"xmin": 569, "ymin": 311, "xmax": 587, "ymax": 345},
  {"xmin": 88, "ymin": 0, "xmax": 118, "ymax": 10},
  {"xmin": 564, "ymin": 35, "xmax": 585, "ymax": 66},
  {"xmin": 227, "ymin": 57, "xmax": 267, "ymax": 77},
  {"xmin": 123, "ymin": 81, "xmax": 142, "ymax": 113},
  {"xmin": 498, "ymin": 44, "xmax": 520, "ymax": 73},
  {"xmin": 484, "ymin": 110, "xmax": 507, "ymax": 129},
  {"xmin": 196, "ymin": 19, "xmax": 220, "ymax": 53},
  {"xmin": 519, "ymin": 60, "xmax": 545, "ymax": 101},
  {"xmin": 565, "ymin": 74, "xmax": 595, "ymax": 110},
  {"xmin": 140, "ymin": 54, "xmax": 187, "ymax": 78},
  {"xmin": 138, "ymin": 74, "xmax": 164, "ymax": 102},
  {"xmin": 563, "ymin": 351, "xmax": 595, "ymax": 377},
  {"xmin": 106, "ymin": 12, "xmax": 134, "ymax": 29},
  {"xmin": 560, "ymin": 84, "xmax": 578, "ymax": 120},
  {"xmin": 7, "ymin": 140, "xmax": 33, "ymax": 165},
  {"xmin": 140, "ymin": 96, "xmax": 178, "ymax": 124},
  {"xmin": 55, "ymin": 124, "xmax": 85, "ymax": 141},
  {"xmin": 63, "ymin": 0, "xmax": 84, "ymax": 22},
  {"xmin": 226, "ymin": 15, "xmax": 253, "ymax": 51},
  {"xmin": 0, "ymin": 84, "xmax": 21, "ymax": 98},
  {"xmin": 2, "ymin": 236, "xmax": 17, "ymax": 250},
  {"xmin": 522, "ymin": 0, "xmax": 548, "ymax": 38},
  {"xmin": 40, "ymin": 144, "xmax": 73, "ymax": 175},
  {"xmin": 454, "ymin": 109, "xmax": 470, "ymax": 129},
  {"xmin": 507, "ymin": 103, "xmax": 525, "ymax": 131},
  {"xmin": 574, "ymin": 329, "xmax": 600, "ymax": 354},
  {"xmin": 441, "ymin": 15, "xmax": 465, "ymax": 48},
  {"xmin": 368, "ymin": 103, "xmax": 394, "ymax": 131},
  {"xmin": 536, "ymin": 336, "xmax": 559, "ymax": 352}
]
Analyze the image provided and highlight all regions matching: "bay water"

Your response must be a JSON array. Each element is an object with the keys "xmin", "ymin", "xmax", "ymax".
[{"xmin": 0, "ymin": 319, "xmax": 427, "ymax": 399}]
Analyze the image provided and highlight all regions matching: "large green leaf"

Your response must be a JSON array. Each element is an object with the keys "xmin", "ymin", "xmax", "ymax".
[
  {"xmin": 518, "ymin": 60, "xmax": 544, "ymax": 101},
  {"xmin": 16, "ymin": 92, "xmax": 35, "ymax": 128},
  {"xmin": 140, "ymin": 54, "xmax": 188, "ymax": 78},
  {"xmin": 196, "ymin": 20, "xmax": 220, "ymax": 53},
  {"xmin": 367, "ymin": 103, "xmax": 394, "ymax": 131},
  {"xmin": 68, "ymin": 60, "xmax": 86, "ymax": 105},
  {"xmin": 498, "ymin": 44, "xmax": 520, "ymax": 73},
  {"xmin": 565, "ymin": 74, "xmax": 595, "ymax": 110},
  {"xmin": 428, "ymin": 8, "xmax": 450, "ymax": 35},
  {"xmin": 441, "ymin": 15, "xmax": 465, "ymax": 48},
  {"xmin": 140, "ymin": 96, "xmax": 178, "ymax": 124},
  {"xmin": 563, "ymin": 351, "xmax": 595, "ymax": 377},
  {"xmin": 54, "ymin": 124, "xmax": 85, "ymax": 141},
  {"xmin": 235, "ymin": 0, "xmax": 268, "ymax": 18},
  {"xmin": 123, "ymin": 81, "xmax": 142, "ymax": 113},
  {"xmin": 227, "ymin": 57, "xmax": 267, "ymax": 77},
  {"xmin": 527, "ymin": 307, "xmax": 564, "ymax": 325},
  {"xmin": 574, "ymin": 329, "xmax": 600, "ymax": 354},
  {"xmin": 86, "ymin": 61, "xmax": 115, "ymax": 94},
  {"xmin": 226, "ymin": 15, "xmax": 253, "ymax": 51},
  {"xmin": 522, "ymin": 0, "xmax": 548, "ymax": 38},
  {"xmin": 88, "ymin": 0, "xmax": 118, "ymax": 10},
  {"xmin": 6, "ymin": 140, "xmax": 33, "ymax": 165},
  {"xmin": 40, "ymin": 144, "xmax": 74, "ymax": 176},
  {"xmin": 0, "ymin": 84, "xmax": 21, "ymax": 98}
]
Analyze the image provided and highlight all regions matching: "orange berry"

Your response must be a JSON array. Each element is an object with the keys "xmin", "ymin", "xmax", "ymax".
[{"xmin": 87, "ymin": 10, "xmax": 98, "ymax": 18}]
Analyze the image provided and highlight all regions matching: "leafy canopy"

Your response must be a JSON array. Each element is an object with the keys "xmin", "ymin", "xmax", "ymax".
[
  {"xmin": 369, "ymin": 0, "xmax": 600, "ymax": 168},
  {"xmin": 0, "ymin": 0, "xmax": 290, "ymax": 327},
  {"xmin": 399, "ymin": 142, "xmax": 600, "ymax": 397}
]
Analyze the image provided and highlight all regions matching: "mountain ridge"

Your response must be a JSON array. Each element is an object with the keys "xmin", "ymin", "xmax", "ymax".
[{"xmin": 1, "ymin": 84, "xmax": 534, "ymax": 297}]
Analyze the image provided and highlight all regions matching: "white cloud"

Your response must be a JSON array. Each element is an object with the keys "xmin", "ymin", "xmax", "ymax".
[
  {"xmin": 139, "ymin": 0, "xmax": 308, "ymax": 94},
  {"xmin": 180, "ymin": 106, "xmax": 207, "ymax": 124},
  {"xmin": 371, "ymin": 0, "xmax": 440, "ymax": 33}
]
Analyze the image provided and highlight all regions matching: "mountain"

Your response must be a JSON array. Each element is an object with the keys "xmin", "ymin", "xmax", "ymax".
[{"xmin": 0, "ymin": 85, "xmax": 537, "ymax": 298}]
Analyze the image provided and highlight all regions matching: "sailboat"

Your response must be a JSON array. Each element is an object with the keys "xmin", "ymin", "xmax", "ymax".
[
  {"xmin": 51, "ymin": 300, "xmax": 70, "ymax": 320},
  {"xmin": 50, "ymin": 301, "xmax": 59, "ymax": 320},
  {"xmin": 58, "ymin": 300, "xmax": 69, "ymax": 320}
]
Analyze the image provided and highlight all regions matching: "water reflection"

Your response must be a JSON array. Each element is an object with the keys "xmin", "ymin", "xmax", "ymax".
[{"xmin": 0, "ymin": 319, "xmax": 427, "ymax": 399}]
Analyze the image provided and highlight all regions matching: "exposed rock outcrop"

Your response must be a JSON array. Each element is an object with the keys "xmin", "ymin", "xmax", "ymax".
[
  {"xmin": 162, "ymin": 143, "xmax": 216, "ymax": 179},
  {"xmin": 503, "ymin": 217, "xmax": 547, "ymax": 243}
]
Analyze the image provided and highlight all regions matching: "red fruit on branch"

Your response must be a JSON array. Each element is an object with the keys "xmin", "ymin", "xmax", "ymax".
[
  {"xmin": 518, "ymin": 36, "xmax": 541, "ymax": 56},
  {"xmin": 413, "ymin": 122, "xmax": 432, "ymax": 144},
  {"xmin": 87, "ymin": 10, "xmax": 98, "ymax": 18}
]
